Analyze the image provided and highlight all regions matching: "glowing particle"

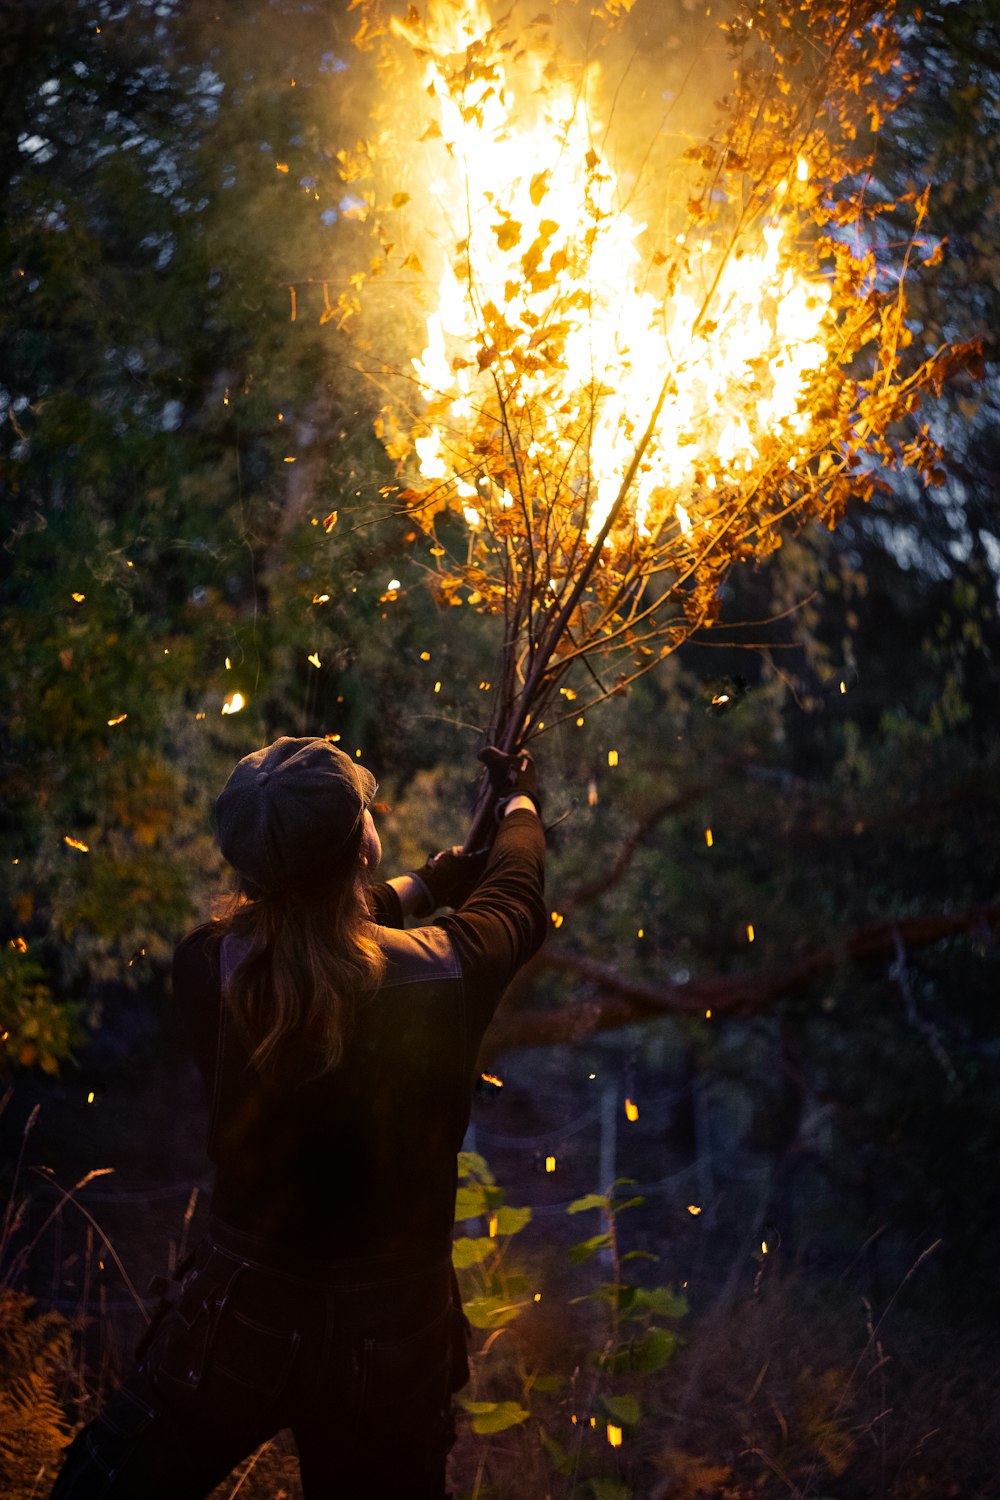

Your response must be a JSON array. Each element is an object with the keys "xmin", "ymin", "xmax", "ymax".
[
  {"xmin": 387, "ymin": 578, "xmax": 401, "ymax": 591},
  {"xmin": 550, "ymin": 912, "xmax": 564, "ymax": 929},
  {"xmin": 577, "ymin": 717, "xmax": 585, "ymax": 727},
  {"xmin": 313, "ymin": 594, "xmax": 330, "ymax": 604},
  {"xmin": 225, "ymin": 657, "xmax": 232, "ymax": 670},
  {"xmin": 277, "ymin": 412, "xmax": 284, "ymax": 422},
  {"xmin": 71, "ymin": 592, "xmax": 86, "ymax": 603},
  {"xmin": 840, "ymin": 680, "xmax": 847, "ymax": 694},
  {"xmin": 637, "ymin": 928, "xmax": 644, "ymax": 939},
  {"xmin": 283, "ymin": 456, "xmax": 297, "ymax": 463},
  {"xmin": 761, "ymin": 1239, "xmax": 769, "ymax": 1255},
  {"xmin": 195, "ymin": 711, "xmax": 206, "ymax": 720},
  {"xmin": 488, "ymin": 1214, "xmax": 498, "ymax": 1238},
  {"xmin": 589, "ymin": 1073, "xmax": 596, "ymax": 1080},
  {"xmin": 64, "ymin": 837, "xmax": 89, "ymax": 853},
  {"xmin": 87, "ymin": 1091, "xmax": 95, "ymax": 1105},
  {"xmin": 355, "ymin": 749, "xmax": 362, "ymax": 759},
  {"xmin": 533, "ymin": 1292, "xmax": 541, "ymax": 1302},
  {"xmin": 276, "ymin": 162, "xmax": 289, "ymax": 173},
  {"xmin": 545, "ymin": 1155, "xmax": 556, "ymax": 1173},
  {"xmin": 480, "ymin": 1072, "xmax": 504, "ymax": 1088},
  {"xmin": 420, "ymin": 651, "xmax": 431, "ymax": 661},
  {"xmin": 9, "ymin": 937, "xmax": 27, "ymax": 954},
  {"xmin": 746, "ymin": 923, "xmax": 755, "ymax": 943},
  {"xmin": 589, "ymin": 1417, "xmax": 597, "ymax": 1430},
  {"xmin": 687, "ymin": 1204, "xmax": 702, "ymax": 1216},
  {"xmin": 705, "ymin": 828, "xmax": 713, "ymax": 847},
  {"xmin": 625, "ymin": 1098, "xmax": 639, "ymax": 1122},
  {"xmin": 128, "ymin": 948, "xmax": 145, "ymax": 967},
  {"xmin": 607, "ymin": 1424, "xmax": 623, "ymax": 1448},
  {"xmin": 326, "ymin": 733, "xmax": 342, "ymax": 743},
  {"xmin": 478, "ymin": 681, "xmax": 491, "ymax": 691},
  {"xmin": 588, "ymin": 780, "xmax": 598, "ymax": 806},
  {"xmin": 221, "ymin": 691, "xmax": 245, "ymax": 715},
  {"xmin": 308, "ymin": 652, "xmax": 322, "ymax": 668},
  {"xmin": 705, "ymin": 1009, "xmax": 712, "ymax": 1019},
  {"xmin": 107, "ymin": 714, "xmax": 127, "ymax": 727},
  {"xmin": 607, "ymin": 749, "xmax": 619, "ymax": 767},
  {"xmin": 712, "ymin": 693, "xmax": 730, "ymax": 706},
  {"xmin": 796, "ymin": 154, "xmax": 809, "ymax": 181},
  {"xmin": 434, "ymin": 681, "xmax": 441, "ymax": 693}
]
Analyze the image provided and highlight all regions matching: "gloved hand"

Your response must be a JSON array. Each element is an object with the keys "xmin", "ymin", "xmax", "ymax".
[
  {"xmin": 477, "ymin": 745, "xmax": 543, "ymax": 818},
  {"xmin": 411, "ymin": 845, "xmax": 490, "ymax": 913}
]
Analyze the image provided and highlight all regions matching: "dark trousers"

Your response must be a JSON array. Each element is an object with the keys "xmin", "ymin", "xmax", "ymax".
[{"xmin": 49, "ymin": 1221, "xmax": 465, "ymax": 1498}]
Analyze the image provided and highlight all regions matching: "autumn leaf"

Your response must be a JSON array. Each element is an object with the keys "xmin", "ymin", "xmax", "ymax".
[{"xmin": 494, "ymin": 219, "xmax": 522, "ymax": 252}]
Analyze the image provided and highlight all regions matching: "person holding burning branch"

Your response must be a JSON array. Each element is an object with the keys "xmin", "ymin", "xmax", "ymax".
[{"xmin": 50, "ymin": 736, "xmax": 545, "ymax": 1499}]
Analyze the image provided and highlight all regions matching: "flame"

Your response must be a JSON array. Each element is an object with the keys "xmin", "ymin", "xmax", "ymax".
[{"xmin": 393, "ymin": 0, "xmax": 834, "ymax": 550}]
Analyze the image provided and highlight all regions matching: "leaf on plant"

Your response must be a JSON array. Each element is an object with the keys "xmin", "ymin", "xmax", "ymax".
[
  {"xmin": 618, "ymin": 1324, "xmax": 677, "ymax": 1374},
  {"xmin": 459, "ymin": 1399, "xmax": 530, "ymax": 1434},
  {"xmin": 495, "ymin": 1204, "xmax": 532, "ymax": 1235},
  {"xmin": 451, "ymin": 1236, "xmax": 495, "ymax": 1269},
  {"xmin": 454, "ymin": 1185, "xmax": 487, "ymax": 1221},
  {"xmin": 569, "ymin": 1231, "xmax": 613, "ymax": 1263},
  {"xmin": 463, "ymin": 1294, "xmax": 526, "ymax": 1330},
  {"xmin": 601, "ymin": 1392, "xmax": 642, "ymax": 1425},
  {"xmin": 567, "ymin": 1193, "xmax": 607, "ymax": 1215}
]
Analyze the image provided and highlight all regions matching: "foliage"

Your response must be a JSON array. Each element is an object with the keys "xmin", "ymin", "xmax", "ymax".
[
  {"xmin": 343, "ymin": 0, "xmax": 981, "ymax": 819},
  {"xmin": 0, "ymin": 1290, "xmax": 73, "ymax": 1500}
]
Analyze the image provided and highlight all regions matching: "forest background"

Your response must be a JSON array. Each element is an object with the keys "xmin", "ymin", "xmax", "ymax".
[{"xmin": 1, "ymin": 0, "xmax": 998, "ymax": 1496}]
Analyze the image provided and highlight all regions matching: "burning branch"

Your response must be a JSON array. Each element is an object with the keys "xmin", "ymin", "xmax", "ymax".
[{"xmin": 337, "ymin": 0, "xmax": 980, "ymax": 842}]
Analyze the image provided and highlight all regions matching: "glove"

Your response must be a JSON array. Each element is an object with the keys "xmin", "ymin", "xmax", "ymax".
[
  {"xmin": 411, "ymin": 845, "xmax": 490, "ymax": 913},
  {"xmin": 477, "ymin": 745, "xmax": 543, "ymax": 818}
]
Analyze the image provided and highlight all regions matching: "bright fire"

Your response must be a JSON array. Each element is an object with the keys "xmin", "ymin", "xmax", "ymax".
[{"xmin": 392, "ymin": 0, "xmax": 834, "ymax": 550}]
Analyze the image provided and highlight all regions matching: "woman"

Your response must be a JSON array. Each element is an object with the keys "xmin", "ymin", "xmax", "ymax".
[{"xmin": 50, "ymin": 734, "xmax": 546, "ymax": 1498}]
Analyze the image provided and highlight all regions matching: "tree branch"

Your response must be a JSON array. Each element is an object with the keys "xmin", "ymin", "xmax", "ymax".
[{"xmin": 481, "ymin": 901, "xmax": 1000, "ymax": 1058}]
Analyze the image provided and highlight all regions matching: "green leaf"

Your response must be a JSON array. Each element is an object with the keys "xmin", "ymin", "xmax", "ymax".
[
  {"xmin": 567, "ymin": 1192, "xmax": 608, "ymax": 1215},
  {"xmin": 463, "ymin": 1294, "xmax": 526, "ymax": 1330},
  {"xmin": 601, "ymin": 1392, "xmax": 642, "ymax": 1425},
  {"xmin": 452, "ymin": 1236, "xmax": 496, "ymax": 1269},
  {"xmin": 457, "ymin": 1151, "xmax": 495, "ymax": 1184},
  {"xmin": 624, "ymin": 1287, "xmax": 688, "ymax": 1321},
  {"xmin": 460, "ymin": 1399, "xmax": 530, "ymax": 1434},
  {"xmin": 454, "ymin": 1185, "xmax": 486, "ymax": 1221},
  {"xmin": 569, "ymin": 1231, "xmax": 613, "ymax": 1263},
  {"xmin": 530, "ymin": 1373, "xmax": 565, "ymax": 1393},
  {"xmin": 621, "ymin": 1250, "xmax": 659, "ymax": 1263},
  {"xmin": 495, "ymin": 1204, "xmax": 532, "ymax": 1235},
  {"xmin": 614, "ymin": 1325, "xmax": 677, "ymax": 1374}
]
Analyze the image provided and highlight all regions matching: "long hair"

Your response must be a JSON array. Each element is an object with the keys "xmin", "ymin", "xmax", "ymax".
[{"xmin": 212, "ymin": 825, "xmax": 385, "ymax": 1083}]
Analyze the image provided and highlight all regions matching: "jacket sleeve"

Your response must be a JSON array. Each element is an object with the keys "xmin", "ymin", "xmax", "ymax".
[
  {"xmin": 438, "ymin": 809, "xmax": 546, "ymax": 1033},
  {"xmin": 367, "ymin": 881, "xmax": 405, "ymax": 928}
]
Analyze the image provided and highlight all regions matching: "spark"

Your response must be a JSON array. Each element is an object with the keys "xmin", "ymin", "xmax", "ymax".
[
  {"xmin": 387, "ymin": 578, "xmax": 401, "ymax": 590},
  {"xmin": 195, "ymin": 711, "xmax": 206, "ymax": 720},
  {"xmin": 488, "ymin": 1214, "xmax": 498, "ymax": 1237},
  {"xmin": 711, "ymin": 693, "xmax": 730, "ymax": 706},
  {"xmin": 607, "ymin": 749, "xmax": 619, "ymax": 767},
  {"xmin": 746, "ymin": 923, "xmax": 755, "ymax": 943},
  {"xmin": 221, "ymin": 691, "xmax": 245, "ymax": 715},
  {"xmin": 276, "ymin": 162, "xmax": 289, "ymax": 173},
  {"xmin": 434, "ymin": 681, "xmax": 441, "ymax": 693},
  {"xmin": 71, "ymin": 592, "xmax": 86, "ymax": 603},
  {"xmin": 637, "ymin": 928, "xmax": 644, "ymax": 938},
  {"xmin": 106, "ymin": 714, "xmax": 127, "ymax": 727},
  {"xmin": 687, "ymin": 1204, "xmax": 702, "ymax": 1216},
  {"xmin": 283, "ymin": 455, "xmax": 297, "ymax": 463},
  {"xmin": 480, "ymin": 1072, "xmax": 504, "ymax": 1087},
  {"xmin": 625, "ymin": 1098, "xmax": 639, "ymax": 1122},
  {"xmin": 545, "ymin": 1155, "xmax": 556, "ymax": 1173},
  {"xmin": 607, "ymin": 1425, "xmax": 623, "ymax": 1448},
  {"xmin": 840, "ymin": 679, "xmax": 847, "ymax": 693},
  {"xmin": 420, "ymin": 650, "xmax": 431, "ymax": 661},
  {"xmin": 761, "ymin": 1239, "xmax": 769, "ymax": 1255},
  {"xmin": 705, "ymin": 1008, "xmax": 712, "ymax": 1018},
  {"xmin": 551, "ymin": 911, "xmax": 564, "ymax": 928},
  {"xmin": 87, "ymin": 1091, "xmax": 95, "ymax": 1104},
  {"xmin": 9, "ymin": 937, "xmax": 27, "ymax": 954},
  {"xmin": 313, "ymin": 594, "xmax": 330, "ymax": 604},
  {"xmin": 225, "ymin": 657, "xmax": 232, "ymax": 669},
  {"xmin": 64, "ymin": 836, "xmax": 89, "ymax": 853},
  {"xmin": 308, "ymin": 652, "xmax": 322, "ymax": 668},
  {"xmin": 705, "ymin": 828, "xmax": 713, "ymax": 847},
  {"xmin": 533, "ymin": 1292, "xmax": 541, "ymax": 1302}
]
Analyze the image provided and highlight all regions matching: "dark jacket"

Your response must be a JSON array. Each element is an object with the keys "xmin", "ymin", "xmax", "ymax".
[{"xmin": 172, "ymin": 810, "xmax": 546, "ymax": 1268}]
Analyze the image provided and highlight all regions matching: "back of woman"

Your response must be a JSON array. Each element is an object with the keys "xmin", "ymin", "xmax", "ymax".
[{"xmin": 49, "ymin": 736, "xmax": 546, "ymax": 1499}]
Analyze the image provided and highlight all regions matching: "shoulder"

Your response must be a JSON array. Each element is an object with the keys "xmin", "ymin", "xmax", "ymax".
[{"xmin": 375, "ymin": 924, "xmax": 462, "ymax": 988}]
